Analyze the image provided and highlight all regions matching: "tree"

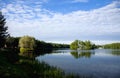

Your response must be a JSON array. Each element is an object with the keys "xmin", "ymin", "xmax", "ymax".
[
  {"xmin": 103, "ymin": 43, "xmax": 120, "ymax": 49},
  {"xmin": 70, "ymin": 40, "xmax": 79, "ymax": 50},
  {"xmin": 6, "ymin": 36, "xmax": 20, "ymax": 48},
  {"xmin": 19, "ymin": 36, "xmax": 35, "ymax": 49},
  {"xmin": 84, "ymin": 40, "xmax": 92, "ymax": 50},
  {"xmin": 0, "ymin": 12, "xmax": 8, "ymax": 48},
  {"xmin": 70, "ymin": 40, "xmax": 96, "ymax": 50}
]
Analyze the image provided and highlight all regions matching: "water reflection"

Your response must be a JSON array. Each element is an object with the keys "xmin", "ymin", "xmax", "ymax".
[
  {"xmin": 21, "ymin": 49, "xmax": 120, "ymax": 59},
  {"xmin": 71, "ymin": 51, "xmax": 95, "ymax": 59},
  {"xmin": 19, "ymin": 48, "xmax": 35, "ymax": 58},
  {"xmin": 110, "ymin": 49, "xmax": 120, "ymax": 56},
  {"xmin": 19, "ymin": 48, "xmax": 54, "ymax": 58},
  {"xmin": 36, "ymin": 49, "xmax": 120, "ymax": 78}
]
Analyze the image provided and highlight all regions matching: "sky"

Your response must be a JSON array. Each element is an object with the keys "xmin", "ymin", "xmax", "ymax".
[{"xmin": 0, "ymin": 0, "xmax": 120, "ymax": 44}]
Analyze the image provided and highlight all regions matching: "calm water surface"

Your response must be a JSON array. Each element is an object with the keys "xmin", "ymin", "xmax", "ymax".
[{"xmin": 36, "ymin": 49, "xmax": 120, "ymax": 78}]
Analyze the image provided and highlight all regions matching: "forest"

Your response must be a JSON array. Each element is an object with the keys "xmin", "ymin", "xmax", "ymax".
[{"xmin": 103, "ymin": 43, "xmax": 120, "ymax": 49}]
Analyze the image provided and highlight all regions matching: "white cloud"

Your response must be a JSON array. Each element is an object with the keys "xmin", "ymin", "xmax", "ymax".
[{"xmin": 1, "ymin": 1, "xmax": 120, "ymax": 44}]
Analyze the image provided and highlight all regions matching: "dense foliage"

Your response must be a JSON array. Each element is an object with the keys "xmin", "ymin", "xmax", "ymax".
[
  {"xmin": 5, "ymin": 36, "xmax": 69, "ymax": 52},
  {"xmin": 70, "ymin": 40, "xmax": 79, "ymax": 50},
  {"xmin": 103, "ymin": 43, "xmax": 120, "ymax": 49},
  {"xmin": 51, "ymin": 43, "xmax": 69, "ymax": 49},
  {"xmin": 19, "ymin": 36, "xmax": 36, "ymax": 49},
  {"xmin": 70, "ymin": 40, "xmax": 97, "ymax": 50},
  {"xmin": 0, "ymin": 12, "xmax": 8, "ymax": 48},
  {"xmin": 34, "ymin": 40, "xmax": 53, "ymax": 54},
  {"xmin": 6, "ymin": 36, "xmax": 20, "ymax": 48},
  {"xmin": 34, "ymin": 40, "xmax": 70, "ymax": 54}
]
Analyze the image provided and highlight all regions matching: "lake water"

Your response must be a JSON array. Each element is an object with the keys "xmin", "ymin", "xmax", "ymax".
[{"xmin": 36, "ymin": 49, "xmax": 120, "ymax": 78}]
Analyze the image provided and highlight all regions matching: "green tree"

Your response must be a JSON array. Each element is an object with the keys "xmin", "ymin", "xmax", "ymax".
[
  {"xmin": 0, "ymin": 12, "xmax": 8, "ymax": 48},
  {"xmin": 103, "ymin": 43, "xmax": 120, "ymax": 49},
  {"xmin": 70, "ymin": 40, "xmax": 96, "ymax": 50},
  {"xmin": 19, "ymin": 36, "xmax": 35, "ymax": 49},
  {"xmin": 79, "ymin": 40, "xmax": 85, "ymax": 49},
  {"xmin": 84, "ymin": 40, "xmax": 92, "ymax": 50},
  {"xmin": 70, "ymin": 40, "xmax": 79, "ymax": 50},
  {"xmin": 6, "ymin": 36, "xmax": 20, "ymax": 48}
]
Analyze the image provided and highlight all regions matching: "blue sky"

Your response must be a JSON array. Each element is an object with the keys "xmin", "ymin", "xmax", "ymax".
[
  {"xmin": 41, "ymin": 0, "xmax": 113, "ymax": 13},
  {"xmin": 0, "ymin": 0, "xmax": 120, "ymax": 44}
]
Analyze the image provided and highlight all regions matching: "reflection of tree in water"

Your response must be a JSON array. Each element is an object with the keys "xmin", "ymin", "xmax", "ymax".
[
  {"xmin": 70, "ymin": 51, "xmax": 95, "ymax": 59},
  {"xmin": 20, "ymin": 48, "xmax": 35, "ymax": 59},
  {"xmin": 111, "ymin": 50, "xmax": 120, "ymax": 56}
]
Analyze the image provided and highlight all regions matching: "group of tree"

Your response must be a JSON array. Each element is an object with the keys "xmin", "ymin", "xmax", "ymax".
[
  {"xmin": 70, "ymin": 40, "xmax": 97, "ymax": 50},
  {"xmin": 5, "ymin": 36, "xmax": 69, "ymax": 48},
  {"xmin": 5, "ymin": 36, "xmax": 70, "ymax": 55},
  {"xmin": 103, "ymin": 43, "xmax": 120, "ymax": 49},
  {"xmin": 51, "ymin": 43, "xmax": 69, "ymax": 49}
]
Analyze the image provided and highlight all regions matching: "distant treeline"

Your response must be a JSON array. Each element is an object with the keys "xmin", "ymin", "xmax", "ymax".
[
  {"xmin": 103, "ymin": 43, "xmax": 120, "ymax": 49},
  {"xmin": 35, "ymin": 39, "xmax": 69, "ymax": 53},
  {"xmin": 5, "ymin": 36, "xmax": 69, "ymax": 51}
]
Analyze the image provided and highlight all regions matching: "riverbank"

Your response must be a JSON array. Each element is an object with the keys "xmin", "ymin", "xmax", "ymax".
[{"xmin": 0, "ymin": 49, "xmax": 80, "ymax": 78}]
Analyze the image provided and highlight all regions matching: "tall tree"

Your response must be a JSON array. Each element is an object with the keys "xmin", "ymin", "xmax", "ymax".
[{"xmin": 0, "ymin": 12, "xmax": 8, "ymax": 48}]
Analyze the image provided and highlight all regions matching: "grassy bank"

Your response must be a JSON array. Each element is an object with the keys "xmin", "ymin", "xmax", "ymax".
[{"xmin": 0, "ymin": 49, "xmax": 81, "ymax": 78}]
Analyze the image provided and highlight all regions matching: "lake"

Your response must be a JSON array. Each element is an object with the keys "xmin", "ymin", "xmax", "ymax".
[{"xmin": 36, "ymin": 49, "xmax": 120, "ymax": 78}]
